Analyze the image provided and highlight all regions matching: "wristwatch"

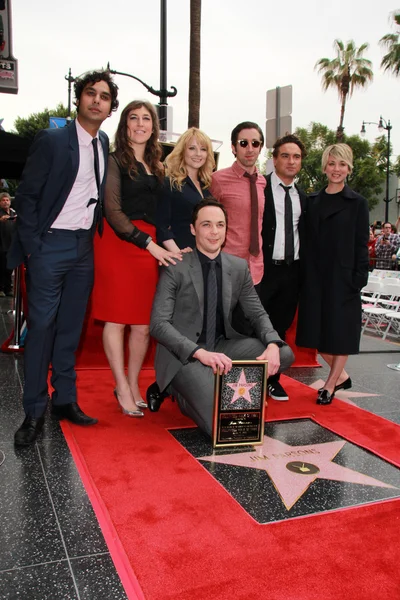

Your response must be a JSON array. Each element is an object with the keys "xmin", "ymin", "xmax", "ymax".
[{"xmin": 144, "ymin": 236, "xmax": 152, "ymax": 248}]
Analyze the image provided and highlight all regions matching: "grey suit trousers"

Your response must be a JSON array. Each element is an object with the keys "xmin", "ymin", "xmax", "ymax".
[{"xmin": 170, "ymin": 337, "xmax": 294, "ymax": 436}]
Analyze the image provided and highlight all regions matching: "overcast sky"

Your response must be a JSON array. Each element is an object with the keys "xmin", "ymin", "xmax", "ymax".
[{"xmin": 1, "ymin": 0, "xmax": 399, "ymax": 168}]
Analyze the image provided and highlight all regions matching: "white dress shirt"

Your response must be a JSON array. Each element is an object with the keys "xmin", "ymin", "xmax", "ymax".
[
  {"xmin": 270, "ymin": 171, "xmax": 301, "ymax": 261},
  {"xmin": 51, "ymin": 118, "xmax": 105, "ymax": 230}
]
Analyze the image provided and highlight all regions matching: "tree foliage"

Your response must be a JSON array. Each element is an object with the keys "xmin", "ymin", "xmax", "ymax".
[
  {"xmin": 13, "ymin": 104, "xmax": 76, "ymax": 141},
  {"xmin": 380, "ymin": 11, "xmax": 400, "ymax": 76},
  {"xmin": 315, "ymin": 40, "xmax": 373, "ymax": 141},
  {"xmin": 294, "ymin": 122, "xmax": 386, "ymax": 210}
]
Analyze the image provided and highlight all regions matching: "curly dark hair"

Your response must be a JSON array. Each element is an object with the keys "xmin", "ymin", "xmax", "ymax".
[
  {"xmin": 114, "ymin": 100, "xmax": 164, "ymax": 182},
  {"xmin": 272, "ymin": 134, "xmax": 306, "ymax": 158},
  {"xmin": 74, "ymin": 70, "xmax": 119, "ymax": 113}
]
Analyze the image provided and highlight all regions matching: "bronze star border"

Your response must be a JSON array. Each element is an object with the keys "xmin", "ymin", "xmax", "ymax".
[{"xmin": 169, "ymin": 419, "xmax": 400, "ymax": 523}]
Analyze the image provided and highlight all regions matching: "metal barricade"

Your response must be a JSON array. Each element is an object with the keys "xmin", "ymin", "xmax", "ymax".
[{"xmin": 1, "ymin": 264, "xmax": 25, "ymax": 352}]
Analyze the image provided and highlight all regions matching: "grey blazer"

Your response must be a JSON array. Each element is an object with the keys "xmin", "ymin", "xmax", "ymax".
[{"xmin": 150, "ymin": 249, "xmax": 283, "ymax": 392}]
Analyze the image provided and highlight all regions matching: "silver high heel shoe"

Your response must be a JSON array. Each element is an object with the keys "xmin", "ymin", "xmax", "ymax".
[
  {"xmin": 113, "ymin": 390, "xmax": 144, "ymax": 417},
  {"xmin": 125, "ymin": 377, "xmax": 148, "ymax": 408},
  {"xmin": 136, "ymin": 399, "xmax": 148, "ymax": 409}
]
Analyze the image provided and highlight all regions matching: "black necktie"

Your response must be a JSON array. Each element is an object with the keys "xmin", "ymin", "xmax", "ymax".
[
  {"xmin": 91, "ymin": 138, "xmax": 103, "ymax": 236},
  {"xmin": 206, "ymin": 261, "xmax": 217, "ymax": 351},
  {"xmin": 243, "ymin": 171, "xmax": 259, "ymax": 256},
  {"xmin": 280, "ymin": 183, "xmax": 294, "ymax": 264}
]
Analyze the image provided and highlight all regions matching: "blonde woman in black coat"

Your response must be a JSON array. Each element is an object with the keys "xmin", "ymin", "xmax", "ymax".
[{"xmin": 296, "ymin": 144, "xmax": 369, "ymax": 405}]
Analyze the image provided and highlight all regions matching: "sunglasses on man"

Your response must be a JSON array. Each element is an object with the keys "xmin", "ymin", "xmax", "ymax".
[{"xmin": 237, "ymin": 139, "xmax": 262, "ymax": 148}]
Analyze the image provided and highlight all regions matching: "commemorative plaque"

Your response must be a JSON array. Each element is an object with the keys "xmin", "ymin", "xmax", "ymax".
[{"xmin": 212, "ymin": 360, "xmax": 267, "ymax": 448}]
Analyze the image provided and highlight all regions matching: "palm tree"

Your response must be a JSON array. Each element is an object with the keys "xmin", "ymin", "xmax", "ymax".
[
  {"xmin": 380, "ymin": 11, "xmax": 400, "ymax": 76},
  {"xmin": 188, "ymin": 0, "xmax": 201, "ymax": 128},
  {"xmin": 315, "ymin": 39, "xmax": 373, "ymax": 141}
]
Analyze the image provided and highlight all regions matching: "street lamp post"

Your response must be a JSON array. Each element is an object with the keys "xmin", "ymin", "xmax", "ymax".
[
  {"xmin": 361, "ymin": 116, "xmax": 392, "ymax": 223},
  {"xmin": 65, "ymin": 67, "xmax": 74, "ymax": 122},
  {"xmin": 106, "ymin": 62, "xmax": 177, "ymax": 131}
]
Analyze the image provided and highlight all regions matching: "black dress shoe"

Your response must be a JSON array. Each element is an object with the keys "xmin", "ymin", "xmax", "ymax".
[
  {"xmin": 316, "ymin": 389, "xmax": 335, "ymax": 405},
  {"xmin": 14, "ymin": 415, "xmax": 45, "ymax": 447},
  {"xmin": 334, "ymin": 377, "xmax": 352, "ymax": 393},
  {"xmin": 52, "ymin": 402, "xmax": 98, "ymax": 425},
  {"xmin": 147, "ymin": 382, "xmax": 168, "ymax": 412}
]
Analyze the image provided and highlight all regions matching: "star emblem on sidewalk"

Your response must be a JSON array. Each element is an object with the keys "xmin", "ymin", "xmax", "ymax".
[
  {"xmin": 199, "ymin": 436, "xmax": 396, "ymax": 510},
  {"xmin": 226, "ymin": 369, "xmax": 258, "ymax": 404}
]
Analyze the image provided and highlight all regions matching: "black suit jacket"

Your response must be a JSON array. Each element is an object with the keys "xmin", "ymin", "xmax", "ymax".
[
  {"xmin": 261, "ymin": 173, "xmax": 307, "ymax": 267},
  {"xmin": 8, "ymin": 120, "xmax": 109, "ymax": 269},
  {"xmin": 156, "ymin": 177, "xmax": 211, "ymax": 249}
]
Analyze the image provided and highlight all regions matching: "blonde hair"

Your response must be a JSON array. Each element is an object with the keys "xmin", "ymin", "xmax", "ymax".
[
  {"xmin": 165, "ymin": 127, "xmax": 215, "ymax": 191},
  {"xmin": 322, "ymin": 143, "xmax": 353, "ymax": 173}
]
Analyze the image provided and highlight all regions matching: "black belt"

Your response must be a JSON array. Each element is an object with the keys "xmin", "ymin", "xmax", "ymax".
[
  {"xmin": 46, "ymin": 228, "xmax": 92, "ymax": 237},
  {"xmin": 271, "ymin": 259, "xmax": 299, "ymax": 266}
]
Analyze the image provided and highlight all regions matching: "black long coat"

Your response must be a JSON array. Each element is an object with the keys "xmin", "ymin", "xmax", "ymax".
[{"xmin": 296, "ymin": 185, "xmax": 369, "ymax": 355}]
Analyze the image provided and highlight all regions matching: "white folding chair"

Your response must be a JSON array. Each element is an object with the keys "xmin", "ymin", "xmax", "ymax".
[
  {"xmin": 361, "ymin": 280, "xmax": 384, "ymax": 307},
  {"xmin": 362, "ymin": 306, "xmax": 389, "ymax": 336},
  {"xmin": 378, "ymin": 281, "xmax": 400, "ymax": 309},
  {"xmin": 382, "ymin": 301, "xmax": 400, "ymax": 340}
]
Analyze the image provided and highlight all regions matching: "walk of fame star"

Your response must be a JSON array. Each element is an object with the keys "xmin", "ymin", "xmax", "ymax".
[
  {"xmin": 226, "ymin": 369, "xmax": 258, "ymax": 404},
  {"xmin": 198, "ymin": 436, "xmax": 397, "ymax": 510}
]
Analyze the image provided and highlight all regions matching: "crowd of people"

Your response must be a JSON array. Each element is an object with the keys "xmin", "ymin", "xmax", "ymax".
[
  {"xmin": 368, "ymin": 220, "xmax": 400, "ymax": 270},
  {"xmin": 3, "ymin": 68, "xmax": 392, "ymax": 445}
]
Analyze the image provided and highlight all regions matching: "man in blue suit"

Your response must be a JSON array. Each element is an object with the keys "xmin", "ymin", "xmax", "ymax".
[{"xmin": 9, "ymin": 70, "xmax": 119, "ymax": 446}]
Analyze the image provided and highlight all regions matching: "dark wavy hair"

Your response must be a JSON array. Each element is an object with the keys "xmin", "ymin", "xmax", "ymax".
[
  {"xmin": 272, "ymin": 134, "xmax": 306, "ymax": 158},
  {"xmin": 231, "ymin": 121, "xmax": 264, "ymax": 147},
  {"xmin": 191, "ymin": 197, "xmax": 228, "ymax": 228},
  {"xmin": 114, "ymin": 100, "xmax": 164, "ymax": 182},
  {"xmin": 74, "ymin": 70, "xmax": 119, "ymax": 113}
]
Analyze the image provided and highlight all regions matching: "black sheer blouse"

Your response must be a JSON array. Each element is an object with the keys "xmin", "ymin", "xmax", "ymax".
[{"xmin": 104, "ymin": 153, "xmax": 162, "ymax": 249}]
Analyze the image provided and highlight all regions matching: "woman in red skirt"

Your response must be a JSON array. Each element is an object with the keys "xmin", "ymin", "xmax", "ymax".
[{"xmin": 92, "ymin": 100, "xmax": 181, "ymax": 416}]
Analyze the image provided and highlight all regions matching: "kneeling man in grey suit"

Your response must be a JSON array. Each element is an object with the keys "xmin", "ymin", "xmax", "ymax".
[{"xmin": 150, "ymin": 199, "xmax": 294, "ymax": 436}]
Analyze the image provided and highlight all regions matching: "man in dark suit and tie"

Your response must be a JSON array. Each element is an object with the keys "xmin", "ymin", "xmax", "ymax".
[
  {"xmin": 260, "ymin": 134, "xmax": 307, "ymax": 402},
  {"xmin": 9, "ymin": 70, "xmax": 119, "ymax": 446},
  {"xmin": 150, "ymin": 199, "xmax": 294, "ymax": 436}
]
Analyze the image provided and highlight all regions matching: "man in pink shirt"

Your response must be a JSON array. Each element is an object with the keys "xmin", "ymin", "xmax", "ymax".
[
  {"xmin": 9, "ymin": 70, "xmax": 119, "ymax": 446},
  {"xmin": 211, "ymin": 121, "xmax": 266, "ymax": 287}
]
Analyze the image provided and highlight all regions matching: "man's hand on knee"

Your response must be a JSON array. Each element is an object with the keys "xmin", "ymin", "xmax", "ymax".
[
  {"xmin": 193, "ymin": 348, "xmax": 232, "ymax": 374},
  {"xmin": 256, "ymin": 343, "xmax": 280, "ymax": 376}
]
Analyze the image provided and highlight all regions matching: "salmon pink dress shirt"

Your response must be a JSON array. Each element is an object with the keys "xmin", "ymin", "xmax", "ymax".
[{"xmin": 211, "ymin": 161, "xmax": 266, "ymax": 285}]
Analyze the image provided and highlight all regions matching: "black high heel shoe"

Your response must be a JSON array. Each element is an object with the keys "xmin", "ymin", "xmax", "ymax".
[
  {"xmin": 113, "ymin": 390, "xmax": 144, "ymax": 417},
  {"xmin": 316, "ymin": 389, "xmax": 335, "ymax": 405},
  {"xmin": 334, "ymin": 377, "xmax": 352, "ymax": 393}
]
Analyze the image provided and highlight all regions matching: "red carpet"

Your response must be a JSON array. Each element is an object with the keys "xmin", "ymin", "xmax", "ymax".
[{"xmin": 61, "ymin": 370, "xmax": 400, "ymax": 600}]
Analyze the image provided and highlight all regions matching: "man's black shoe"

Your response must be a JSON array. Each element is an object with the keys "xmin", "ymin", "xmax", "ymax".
[
  {"xmin": 14, "ymin": 415, "xmax": 45, "ymax": 447},
  {"xmin": 147, "ymin": 382, "xmax": 168, "ymax": 412},
  {"xmin": 267, "ymin": 381, "xmax": 289, "ymax": 401},
  {"xmin": 52, "ymin": 402, "xmax": 98, "ymax": 425}
]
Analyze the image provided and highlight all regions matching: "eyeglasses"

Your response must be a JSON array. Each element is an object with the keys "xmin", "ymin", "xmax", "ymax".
[{"xmin": 237, "ymin": 139, "xmax": 262, "ymax": 148}]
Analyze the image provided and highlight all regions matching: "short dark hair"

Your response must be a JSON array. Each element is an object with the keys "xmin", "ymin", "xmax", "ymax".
[
  {"xmin": 74, "ymin": 70, "xmax": 119, "ymax": 113},
  {"xmin": 191, "ymin": 198, "xmax": 228, "ymax": 228},
  {"xmin": 231, "ymin": 121, "xmax": 264, "ymax": 147},
  {"xmin": 272, "ymin": 134, "xmax": 306, "ymax": 158}
]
